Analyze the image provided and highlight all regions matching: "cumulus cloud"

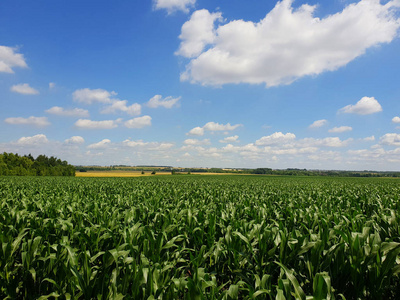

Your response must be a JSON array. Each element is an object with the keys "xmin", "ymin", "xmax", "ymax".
[
  {"xmin": 65, "ymin": 136, "xmax": 85, "ymax": 144},
  {"xmin": 299, "ymin": 137, "xmax": 353, "ymax": 148},
  {"xmin": 176, "ymin": 9, "xmax": 222, "ymax": 57},
  {"xmin": 339, "ymin": 96, "xmax": 383, "ymax": 115},
  {"xmin": 392, "ymin": 116, "xmax": 400, "ymax": 123},
  {"xmin": 17, "ymin": 134, "xmax": 48, "ymax": 145},
  {"xmin": 255, "ymin": 132, "xmax": 296, "ymax": 146},
  {"xmin": 203, "ymin": 122, "xmax": 242, "ymax": 131},
  {"xmin": 4, "ymin": 116, "xmax": 50, "ymax": 127},
  {"xmin": 123, "ymin": 139, "xmax": 174, "ymax": 150},
  {"xmin": 328, "ymin": 126, "xmax": 352, "ymax": 133},
  {"xmin": 187, "ymin": 126, "xmax": 205, "ymax": 136},
  {"xmin": 73, "ymin": 88, "xmax": 116, "ymax": 104},
  {"xmin": 75, "ymin": 119, "xmax": 119, "ymax": 129},
  {"xmin": 309, "ymin": 119, "xmax": 327, "ymax": 129},
  {"xmin": 101, "ymin": 100, "xmax": 141, "ymax": 116},
  {"xmin": 147, "ymin": 95, "xmax": 181, "ymax": 109},
  {"xmin": 187, "ymin": 121, "xmax": 241, "ymax": 136},
  {"xmin": 380, "ymin": 133, "xmax": 400, "ymax": 146},
  {"xmin": 178, "ymin": 1, "xmax": 400, "ymax": 86},
  {"xmin": 183, "ymin": 138, "xmax": 211, "ymax": 145},
  {"xmin": 219, "ymin": 135, "xmax": 239, "ymax": 143},
  {"xmin": 0, "ymin": 46, "xmax": 27, "ymax": 73},
  {"xmin": 124, "ymin": 115, "xmax": 152, "ymax": 129},
  {"xmin": 49, "ymin": 82, "xmax": 55, "ymax": 89},
  {"xmin": 154, "ymin": 0, "xmax": 196, "ymax": 14},
  {"xmin": 46, "ymin": 106, "xmax": 89, "ymax": 117},
  {"xmin": 10, "ymin": 83, "xmax": 39, "ymax": 95},
  {"xmin": 87, "ymin": 139, "xmax": 111, "ymax": 149},
  {"xmin": 362, "ymin": 136, "xmax": 375, "ymax": 142}
]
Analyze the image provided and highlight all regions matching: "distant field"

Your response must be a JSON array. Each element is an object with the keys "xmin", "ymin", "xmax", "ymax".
[
  {"xmin": 75, "ymin": 170, "xmax": 167, "ymax": 177},
  {"xmin": 75, "ymin": 170, "xmax": 239, "ymax": 177},
  {"xmin": 1, "ymin": 175, "xmax": 400, "ymax": 299}
]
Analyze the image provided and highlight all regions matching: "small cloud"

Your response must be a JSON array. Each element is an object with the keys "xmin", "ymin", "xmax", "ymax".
[
  {"xmin": 203, "ymin": 122, "xmax": 242, "ymax": 131},
  {"xmin": 147, "ymin": 95, "xmax": 181, "ymax": 109},
  {"xmin": 4, "ymin": 116, "xmax": 50, "ymax": 127},
  {"xmin": 154, "ymin": 0, "xmax": 196, "ymax": 14},
  {"xmin": 339, "ymin": 97, "xmax": 382, "ymax": 115},
  {"xmin": 255, "ymin": 132, "xmax": 296, "ymax": 146},
  {"xmin": 362, "ymin": 136, "xmax": 375, "ymax": 142},
  {"xmin": 10, "ymin": 83, "xmax": 39, "ymax": 95},
  {"xmin": 75, "ymin": 119, "xmax": 119, "ymax": 129},
  {"xmin": 392, "ymin": 116, "xmax": 400, "ymax": 123},
  {"xmin": 380, "ymin": 133, "xmax": 400, "ymax": 146},
  {"xmin": 328, "ymin": 126, "xmax": 352, "ymax": 133},
  {"xmin": 73, "ymin": 88, "xmax": 116, "ymax": 104},
  {"xmin": 0, "ymin": 46, "xmax": 28, "ymax": 73},
  {"xmin": 101, "ymin": 100, "xmax": 141, "ymax": 116},
  {"xmin": 87, "ymin": 139, "xmax": 111, "ymax": 149},
  {"xmin": 219, "ymin": 135, "xmax": 239, "ymax": 143},
  {"xmin": 187, "ymin": 126, "xmax": 204, "ymax": 136},
  {"xmin": 17, "ymin": 134, "xmax": 48, "ymax": 145},
  {"xmin": 186, "ymin": 121, "xmax": 241, "ymax": 136},
  {"xmin": 124, "ymin": 115, "xmax": 152, "ymax": 129},
  {"xmin": 309, "ymin": 119, "xmax": 327, "ymax": 129},
  {"xmin": 49, "ymin": 82, "xmax": 55, "ymax": 89},
  {"xmin": 46, "ymin": 106, "xmax": 89, "ymax": 117},
  {"xmin": 65, "ymin": 136, "xmax": 85, "ymax": 144},
  {"xmin": 183, "ymin": 138, "xmax": 211, "ymax": 145}
]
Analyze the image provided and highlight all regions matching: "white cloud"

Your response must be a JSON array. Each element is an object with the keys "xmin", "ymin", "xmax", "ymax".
[
  {"xmin": 309, "ymin": 119, "xmax": 327, "ymax": 129},
  {"xmin": 187, "ymin": 121, "xmax": 241, "ymax": 136},
  {"xmin": 10, "ymin": 83, "xmax": 39, "ymax": 95},
  {"xmin": 392, "ymin": 116, "xmax": 400, "ymax": 123},
  {"xmin": 339, "ymin": 96, "xmax": 383, "ymax": 115},
  {"xmin": 187, "ymin": 126, "xmax": 204, "ymax": 136},
  {"xmin": 203, "ymin": 121, "xmax": 242, "ymax": 131},
  {"xmin": 328, "ymin": 126, "xmax": 352, "ymax": 133},
  {"xmin": 299, "ymin": 137, "xmax": 353, "ymax": 148},
  {"xmin": 46, "ymin": 106, "xmax": 89, "ymax": 117},
  {"xmin": 87, "ymin": 139, "xmax": 111, "ymax": 149},
  {"xmin": 123, "ymin": 139, "xmax": 174, "ymax": 151},
  {"xmin": 49, "ymin": 82, "xmax": 55, "ymax": 89},
  {"xmin": 178, "ymin": 1, "xmax": 400, "ymax": 86},
  {"xmin": 255, "ymin": 132, "xmax": 296, "ymax": 146},
  {"xmin": 101, "ymin": 100, "xmax": 141, "ymax": 116},
  {"xmin": 73, "ymin": 88, "xmax": 116, "ymax": 104},
  {"xmin": 124, "ymin": 115, "xmax": 152, "ymax": 129},
  {"xmin": 380, "ymin": 133, "xmax": 400, "ymax": 146},
  {"xmin": 4, "ymin": 116, "xmax": 50, "ymax": 127},
  {"xmin": 0, "ymin": 46, "xmax": 27, "ymax": 73},
  {"xmin": 75, "ymin": 119, "xmax": 119, "ymax": 129},
  {"xmin": 147, "ymin": 95, "xmax": 181, "ymax": 109},
  {"xmin": 176, "ymin": 9, "xmax": 222, "ymax": 58},
  {"xmin": 65, "ymin": 136, "xmax": 85, "ymax": 144},
  {"xmin": 154, "ymin": 0, "xmax": 196, "ymax": 14},
  {"xmin": 183, "ymin": 138, "xmax": 211, "ymax": 145},
  {"xmin": 220, "ymin": 135, "xmax": 239, "ymax": 143},
  {"xmin": 362, "ymin": 136, "xmax": 375, "ymax": 142},
  {"xmin": 17, "ymin": 134, "xmax": 48, "ymax": 146}
]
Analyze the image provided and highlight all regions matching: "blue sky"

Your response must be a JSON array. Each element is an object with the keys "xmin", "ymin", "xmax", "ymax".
[{"xmin": 1, "ymin": 0, "xmax": 400, "ymax": 170}]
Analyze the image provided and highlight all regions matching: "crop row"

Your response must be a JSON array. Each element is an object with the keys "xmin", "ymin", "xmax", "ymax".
[{"xmin": 1, "ymin": 176, "xmax": 400, "ymax": 299}]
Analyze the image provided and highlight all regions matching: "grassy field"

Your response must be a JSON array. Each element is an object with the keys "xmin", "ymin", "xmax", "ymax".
[{"xmin": 1, "ymin": 175, "xmax": 400, "ymax": 299}]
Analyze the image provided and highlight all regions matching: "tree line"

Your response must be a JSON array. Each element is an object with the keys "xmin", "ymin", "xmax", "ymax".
[{"xmin": 0, "ymin": 152, "xmax": 75, "ymax": 176}]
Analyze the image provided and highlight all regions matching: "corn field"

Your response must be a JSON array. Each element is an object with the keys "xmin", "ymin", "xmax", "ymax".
[{"xmin": 1, "ymin": 176, "xmax": 400, "ymax": 299}]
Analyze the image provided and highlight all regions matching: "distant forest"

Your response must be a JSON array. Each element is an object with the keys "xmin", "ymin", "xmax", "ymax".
[{"xmin": 0, "ymin": 152, "xmax": 75, "ymax": 176}]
